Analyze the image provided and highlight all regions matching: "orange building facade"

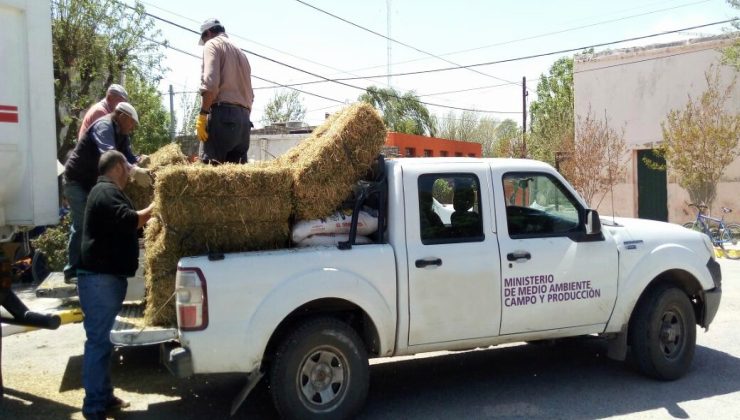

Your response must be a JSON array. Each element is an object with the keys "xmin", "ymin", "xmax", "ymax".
[{"xmin": 385, "ymin": 132, "xmax": 482, "ymax": 158}]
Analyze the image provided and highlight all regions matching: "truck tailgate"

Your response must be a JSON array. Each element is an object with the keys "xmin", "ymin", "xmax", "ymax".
[{"xmin": 110, "ymin": 303, "xmax": 177, "ymax": 346}]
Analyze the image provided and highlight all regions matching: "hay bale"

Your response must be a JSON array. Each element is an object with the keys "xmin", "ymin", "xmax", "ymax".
[
  {"xmin": 143, "ymin": 162, "xmax": 293, "ymax": 326},
  {"xmin": 276, "ymin": 102, "xmax": 386, "ymax": 220},
  {"xmin": 125, "ymin": 143, "xmax": 189, "ymax": 210}
]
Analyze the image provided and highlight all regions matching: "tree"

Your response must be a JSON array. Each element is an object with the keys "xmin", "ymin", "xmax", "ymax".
[
  {"xmin": 359, "ymin": 86, "xmax": 436, "ymax": 136},
  {"xmin": 568, "ymin": 108, "xmax": 627, "ymax": 207},
  {"xmin": 437, "ymin": 111, "xmax": 500, "ymax": 156},
  {"xmin": 491, "ymin": 119, "xmax": 522, "ymax": 158},
  {"xmin": 52, "ymin": 0, "xmax": 167, "ymax": 160},
  {"xmin": 658, "ymin": 67, "xmax": 740, "ymax": 208},
  {"xmin": 721, "ymin": 0, "xmax": 739, "ymax": 70},
  {"xmin": 262, "ymin": 90, "xmax": 306, "ymax": 125},
  {"xmin": 528, "ymin": 57, "xmax": 574, "ymax": 164},
  {"xmin": 124, "ymin": 69, "xmax": 171, "ymax": 154}
]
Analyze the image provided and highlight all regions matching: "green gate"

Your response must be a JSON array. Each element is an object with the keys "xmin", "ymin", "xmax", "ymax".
[{"xmin": 637, "ymin": 149, "xmax": 667, "ymax": 221}]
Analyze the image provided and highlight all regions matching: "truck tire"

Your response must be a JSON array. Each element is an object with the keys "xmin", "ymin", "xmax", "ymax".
[
  {"xmin": 270, "ymin": 317, "xmax": 369, "ymax": 420},
  {"xmin": 629, "ymin": 285, "xmax": 696, "ymax": 380}
]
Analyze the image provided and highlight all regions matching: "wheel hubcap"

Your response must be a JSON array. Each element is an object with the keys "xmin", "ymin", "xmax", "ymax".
[
  {"xmin": 298, "ymin": 348, "xmax": 347, "ymax": 407},
  {"xmin": 659, "ymin": 310, "xmax": 684, "ymax": 359}
]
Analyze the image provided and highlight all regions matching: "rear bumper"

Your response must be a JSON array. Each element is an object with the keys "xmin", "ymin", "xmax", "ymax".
[{"xmin": 163, "ymin": 345, "xmax": 193, "ymax": 378}]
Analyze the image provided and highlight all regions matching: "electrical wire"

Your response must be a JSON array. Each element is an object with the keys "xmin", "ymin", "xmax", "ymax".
[{"xmin": 294, "ymin": 0, "xmax": 521, "ymax": 86}]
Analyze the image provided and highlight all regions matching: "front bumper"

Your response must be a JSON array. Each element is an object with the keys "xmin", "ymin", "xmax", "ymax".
[{"xmin": 702, "ymin": 287, "xmax": 722, "ymax": 329}]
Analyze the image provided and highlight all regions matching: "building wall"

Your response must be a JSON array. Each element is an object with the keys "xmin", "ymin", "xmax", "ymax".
[
  {"xmin": 386, "ymin": 131, "xmax": 482, "ymax": 157},
  {"xmin": 574, "ymin": 36, "xmax": 739, "ymax": 223}
]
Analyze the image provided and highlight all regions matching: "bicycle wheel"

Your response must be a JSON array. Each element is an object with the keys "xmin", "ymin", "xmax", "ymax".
[
  {"xmin": 682, "ymin": 222, "xmax": 699, "ymax": 231},
  {"xmin": 721, "ymin": 223, "xmax": 740, "ymax": 260}
]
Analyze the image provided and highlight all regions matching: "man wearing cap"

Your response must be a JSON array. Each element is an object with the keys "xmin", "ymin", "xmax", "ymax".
[
  {"xmin": 78, "ymin": 150, "xmax": 154, "ymax": 419},
  {"xmin": 78, "ymin": 84, "xmax": 130, "ymax": 141},
  {"xmin": 196, "ymin": 18, "xmax": 254, "ymax": 164},
  {"xmin": 63, "ymin": 102, "xmax": 151, "ymax": 281}
]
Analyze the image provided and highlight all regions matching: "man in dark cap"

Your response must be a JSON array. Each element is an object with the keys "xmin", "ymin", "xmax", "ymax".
[{"xmin": 196, "ymin": 18, "xmax": 254, "ymax": 164}]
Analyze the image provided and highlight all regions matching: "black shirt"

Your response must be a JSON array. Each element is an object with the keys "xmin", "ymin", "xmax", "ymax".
[{"xmin": 80, "ymin": 176, "xmax": 140, "ymax": 277}]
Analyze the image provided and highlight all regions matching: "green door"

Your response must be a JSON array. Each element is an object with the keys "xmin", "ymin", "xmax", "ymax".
[{"xmin": 637, "ymin": 149, "xmax": 667, "ymax": 221}]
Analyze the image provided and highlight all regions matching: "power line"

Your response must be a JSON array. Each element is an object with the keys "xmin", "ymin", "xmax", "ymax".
[
  {"xmin": 293, "ymin": 0, "xmax": 521, "ymax": 86},
  {"xmin": 137, "ymin": 8, "xmax": 520, "ymax": 114},
  {"xmin": 329, "ymin": 0, "xmax": 713, "ymax": 74},
  {"xmin": 128, "ymin": 0, "xmax": 396, "ymax": 91},
  {"xmin": 140, "ymin": 35, "xmax": 347, "ymax": 104},
  {"xmin": 270, "ymin": 19, "xmax": 737, "ymax": 86}
]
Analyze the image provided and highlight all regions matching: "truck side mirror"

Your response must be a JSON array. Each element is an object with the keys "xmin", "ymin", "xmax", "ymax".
[{"xmin": 586, "ymin": 210, "xmax": 602, "ymax": 236}]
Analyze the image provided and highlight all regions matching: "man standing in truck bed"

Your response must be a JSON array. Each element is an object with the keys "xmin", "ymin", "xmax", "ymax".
[{"xmin": 195, "ymin": 18, "xmax": 254, "ymax": 164}]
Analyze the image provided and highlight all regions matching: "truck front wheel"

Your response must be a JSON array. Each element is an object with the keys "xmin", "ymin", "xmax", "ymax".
[
  {"xmin": 270, "ymin": 317, "xmax": 369, "ymax": 419},
  {"xmin": 630, "ymin": 286, "xmax": 696, "ymax": 380}
]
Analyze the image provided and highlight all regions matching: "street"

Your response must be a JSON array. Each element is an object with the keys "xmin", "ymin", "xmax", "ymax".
[{"xmin": 1, "ymin": 259, "xmax": 739, "ymax": 420}]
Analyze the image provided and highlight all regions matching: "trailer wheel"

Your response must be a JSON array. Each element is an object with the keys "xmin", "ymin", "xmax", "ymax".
[
  {"xmin": 270, "ymin": 317, "xmax": 369, "ymax": 420},
  {"xmin": 630, "ymin": 285, "xmax": 696, "ymax": 380}
]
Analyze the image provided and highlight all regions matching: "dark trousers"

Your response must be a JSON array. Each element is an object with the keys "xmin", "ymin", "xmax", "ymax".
[{"xmin": 200, "ymin": 105, "xmax": 251, "ymax": 164}]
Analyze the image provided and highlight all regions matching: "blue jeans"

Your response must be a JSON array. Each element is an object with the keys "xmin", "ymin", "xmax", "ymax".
[
  {"xmin": 78, "ymin": 273, "xmax": 127, "ymax": 415},
  {"xmin": 63, "ymin": 181, "xmax": 89, "ymax": 279}
]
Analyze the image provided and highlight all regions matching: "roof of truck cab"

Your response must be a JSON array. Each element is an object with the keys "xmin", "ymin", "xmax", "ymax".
[{"xmin": 387, "ymin": 157, "xmax": 555, "ymax": 171}]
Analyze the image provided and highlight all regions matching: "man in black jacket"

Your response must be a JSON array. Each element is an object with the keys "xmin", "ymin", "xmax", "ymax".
[
  {"xmin": 77, "ymin": 150, "xmax": 153, "ymax": 420},
  {"xmin": 63, "ymin": 102, "xmax": 151, "ymax": 281}
]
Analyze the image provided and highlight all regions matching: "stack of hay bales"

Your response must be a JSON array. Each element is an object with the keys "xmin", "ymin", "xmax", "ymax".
[
  {"xmin": 124, "ymin": 143, "xmax": 189, "ymax": 210},
  {"xmin": 144, "ymin": 163, "xmax": 293, "ymax": 325},
  {"xmin": 276, "ymin": 102, "xmax": 387, "ymax": 220},
  {"xmin": 143, "ymin": 102, "xmax": 386, "ymax": 326}
]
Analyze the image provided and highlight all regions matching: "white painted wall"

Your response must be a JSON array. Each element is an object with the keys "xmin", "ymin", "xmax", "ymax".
[{"xmin": 574, "ymin": 36, "xmax": 739, "ymax": 223}]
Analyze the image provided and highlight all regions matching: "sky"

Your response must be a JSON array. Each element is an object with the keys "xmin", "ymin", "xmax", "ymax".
[{"xmin": 120, "ymin": 0, "xmax": 738, "ymax": 132}]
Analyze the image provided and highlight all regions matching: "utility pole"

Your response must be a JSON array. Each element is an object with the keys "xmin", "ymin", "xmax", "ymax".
[
  {"xmin": 522, "ymin": 76, "xmax": 528, "ymax": 158},
  {"xmin": 168, "ymin": 84, "xmax": 175, "ymax": 140}
]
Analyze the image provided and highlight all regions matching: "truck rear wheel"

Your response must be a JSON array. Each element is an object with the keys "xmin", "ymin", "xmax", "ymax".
[
  {"xmin": 630, "ymin": 285, "xmax": 696, "ymax": 380},
  {"xmin": 270, "ymin": 317, "xmax": 369, "ymax": 419}
]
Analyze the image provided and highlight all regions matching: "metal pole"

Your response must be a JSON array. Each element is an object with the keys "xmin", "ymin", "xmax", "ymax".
[
  {"xmin": 169, "ymin": 85, "xmax": 175, "ymax": 140},
  {"xmin": 522, "ymin": 76, "xmax": 527, "ymax": 158}
]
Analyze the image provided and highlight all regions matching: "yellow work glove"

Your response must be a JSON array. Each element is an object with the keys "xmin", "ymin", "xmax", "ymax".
[
  {"xmin": 196, "ymin": 114, "xmax": 208, "ymax": 142},
  {"xmin": 130, "ymin": 166, "xmax": 153, "ymax": 188}
]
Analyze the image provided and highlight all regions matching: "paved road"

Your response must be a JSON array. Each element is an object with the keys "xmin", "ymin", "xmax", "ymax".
[{"xmin": 1, "ymin": 259, "xmax": 739, "ymax": 419}]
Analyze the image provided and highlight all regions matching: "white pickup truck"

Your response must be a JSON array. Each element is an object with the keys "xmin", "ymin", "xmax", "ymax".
[{"xmin": 161, "ymin": 157, "xmax": 721, "ymax": 419}]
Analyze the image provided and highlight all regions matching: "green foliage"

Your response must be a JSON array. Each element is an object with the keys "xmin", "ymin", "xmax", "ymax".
[
  {"xmin": 52, "ymin": 0, "xmax": 167, "ymax": 160},
  {"xmin": 436, "ymin": 111, "xmax": 499, "ymax": 156},
  {"xmin": 262, "ymin": 90, "xmax": 307, "ymax": 125},
  {"xmin": 528, "ymin": 57, "xmax": 574, "ymax": 164},
  {"xmin": 125, "ymin": 69, "xmax": 171, "ymax": 154},
  {"xmin": 359, "ymin": 86, "xmax": 436, "ymax": 136},
  {"xmin": 659, "ymin": 67, "xmax": 740, "ymax": 208},
  {"xmin": 31, "ymin": 215, "xmax": 71, "ymax": 272},
  {"xmin": 433, "ymin": 179, "xmax": 453, "ymax": 204},
  {"xmin": 491, "ymin": 119, "xmax": 523, "ymax": 157},
  {"xmin": 721, "ymin": 1, "xmax": 739, "ymax": 70}
]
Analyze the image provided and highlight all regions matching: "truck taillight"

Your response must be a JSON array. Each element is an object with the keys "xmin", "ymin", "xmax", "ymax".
[{"xmin": 175, "ymin": 267, "xmax": 208, "ymax": 331}]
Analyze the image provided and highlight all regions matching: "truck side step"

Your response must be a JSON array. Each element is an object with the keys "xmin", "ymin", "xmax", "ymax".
[{"xmin": 110, "ymin": 303, "xmax": 177, "ymax": 346}]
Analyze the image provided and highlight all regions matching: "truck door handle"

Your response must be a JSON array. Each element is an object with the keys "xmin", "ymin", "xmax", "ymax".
[
  {"xmin": 415, "ymin": 258, "xmax": 442, "ymax": 268},
  {"xmin": 507, "ymin": 251, "xmax": 531, "ymax": 261}
]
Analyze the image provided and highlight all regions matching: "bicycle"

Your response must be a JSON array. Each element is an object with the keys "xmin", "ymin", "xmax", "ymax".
[{"xmin": 683, "ymin": 203, "xmax": 740, "ymax": 260}]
